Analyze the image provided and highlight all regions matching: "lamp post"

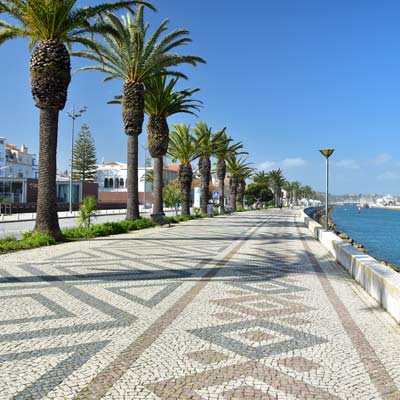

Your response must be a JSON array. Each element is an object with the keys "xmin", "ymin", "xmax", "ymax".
[
  {"xmin": 66, "ymin": 105, "xmax": 87, "ymax": 213},
  {"xmin": 319, "ymin": 148, "xmax": 335, "ymax": 231}
]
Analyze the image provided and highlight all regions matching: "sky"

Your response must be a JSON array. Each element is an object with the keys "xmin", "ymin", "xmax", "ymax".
[{"xmin": 1, "ymin": 0, "xmax": 400, "ymax": 194}]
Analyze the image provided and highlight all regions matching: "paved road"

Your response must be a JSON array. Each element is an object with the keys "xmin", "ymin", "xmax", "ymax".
[{"xmin": 0, "ymin": 209, "xmax": 399, "ymax": 399}]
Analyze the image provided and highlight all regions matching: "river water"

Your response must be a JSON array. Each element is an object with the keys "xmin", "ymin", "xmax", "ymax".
[{"xmin": 332, "ymin": 205, "xmax": 400, "ymax": 266}]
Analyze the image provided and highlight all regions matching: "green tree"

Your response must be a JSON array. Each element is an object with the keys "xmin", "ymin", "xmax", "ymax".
[
  {"xmin": 253, "ymin": 170, "xmax": 269, "ymax": 186},
  {"xmin": 168, "ymin": 124, "xmax": 200, "ymax": 215},
  {"xmin": 0, "ymin": 0, "xmax": 150, "ymax": 239},
  {"xmin": 76, "ymin": 7, "xmax": 204, "ymax": 220},
  {"xmin": 291, "ymin": 181, "xmax": 302, "ymax": 205},
  {"xmin": 73, "ymin": 124, "xmax": 97, "ymax": 181},
  {"xmin": 267, "ymin": 168, "xmax": 287, "ymax": 207},
  {"xmin": 145, "ymin": 76, "xmax": 201, "ymax": 217},
  {"xmin": 192, "ymin": 122, "xmax": 226, "ymax": 214},
  {"xmin": 244, "ymin": 183, "xmax": 273, "ymax": 207},
  {"xmin": 163, "ymin": 183, "xmax": 183, "ymax": 215},
  {"xmin": 214, "ymin": 132, "xmax": 244, "ymax": 213},
  {"xmin": 226, "ymin": 156, "xmax": 253, "ymax": 211}
]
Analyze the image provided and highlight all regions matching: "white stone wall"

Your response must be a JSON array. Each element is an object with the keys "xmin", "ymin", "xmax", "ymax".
[{"xmin": 302, "ymin": 208, "xmax": 400, "ymax": 324}]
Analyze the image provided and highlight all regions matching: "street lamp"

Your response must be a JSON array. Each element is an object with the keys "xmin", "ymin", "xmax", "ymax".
[
  {"xmin": 319, "ymin": 148, "xmax": 335, "ymax": 231},
  {"xmin": 66, "ymin": 105, "xmax": 87, "ymax": 213}
]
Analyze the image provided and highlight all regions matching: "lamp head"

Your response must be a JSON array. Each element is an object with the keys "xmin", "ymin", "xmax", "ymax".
[{"xmin": 319, "ymin": 148, "xmax": 335, "ymax": 158}]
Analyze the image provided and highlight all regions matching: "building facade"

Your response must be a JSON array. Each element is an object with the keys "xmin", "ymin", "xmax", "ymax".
[
  {"xmin": 5, "ymin": 143, "xmax": 37, "ymax": 178},
  {"xmin": 96, "ymin": 161, "xmax": 178, "ymax": 204}
]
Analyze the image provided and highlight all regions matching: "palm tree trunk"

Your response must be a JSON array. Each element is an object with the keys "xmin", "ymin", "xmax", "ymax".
[
  {"xmin": 199, "ymin": 156, "xmax": 210, "ymax": 214},
  {"xmin": 217, "ymin": 158, "xmax": 226, "ymax": 212},
  {"xmin": 230, "ymin": 177, "xmax": 238, "ymax": 211},
  {"xmin": 34, "ymin": 108, "xmax": 62, "ymax": 240},
  {"xmin": 126, "ymin": 134, "xmax": 139, "ymax": 220},
  {"xmin": 179, "ymin": 164, "xmax": 192, "ymax": 216},
  {"xmin": 153, "ymin": 156, "xmax": 163, "ymax": 214}
]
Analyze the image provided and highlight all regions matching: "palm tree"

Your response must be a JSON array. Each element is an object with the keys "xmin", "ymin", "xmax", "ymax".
[
  {"xmin": 283, "ymin": 181, "xmax": 293, "ymax": 206},
  {"xmin": 291, "ymin": 181, "xmax": 302, "ymax": 205},
  {"xmin": 0, "ymin": 0, "xmax": 152, "ymax": 239},
  {"xmin": 226, "ymin": 156, "xmax": 253, "ymax": 211},
  {"xmin": 145, "ymin": 76, "xmax": 201, "ymax": 216},
  {"xmin": 168, "ymin": 123, "xmax": 200, "ymax": 215},
  {"xmin": 267, "ymin": 168, "xmax": 286, "ymax": 207},
  {"xmin": 253, "ymin": 170, "xmax": 269, "ymax": 186},
  {"xmin": 76, "ymin": 6, "xmax": 205, "ymax": 220},
  {"xmin": 237, "ymin": 168, "xmax": 253, "ymax": 209},
  {"xmin": 192, "ymin": 122, "xmax": 225, "ymax": 214},
  {"xmin": 214, "ymin": 132, "xmax": 244, "ymax": 213}
]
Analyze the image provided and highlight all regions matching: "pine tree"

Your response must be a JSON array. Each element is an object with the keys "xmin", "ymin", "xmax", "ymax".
[{"xmin": 73, "ymin": 124, "xmax": 97, "ymax": 181}]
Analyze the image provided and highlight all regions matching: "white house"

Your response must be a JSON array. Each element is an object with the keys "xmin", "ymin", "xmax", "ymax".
[
  {"xmin": 95, "ymin": 161, "xmax": 178, "ymax": 204},
  {"xmin": 5, "ymin": 143, "xmax": 37, "ymax": 178}
]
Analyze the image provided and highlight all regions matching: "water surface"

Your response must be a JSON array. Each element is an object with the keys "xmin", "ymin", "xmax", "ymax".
[{"xmin": 332, "ymin": 205, "xmax": 400, "ymax": 266}]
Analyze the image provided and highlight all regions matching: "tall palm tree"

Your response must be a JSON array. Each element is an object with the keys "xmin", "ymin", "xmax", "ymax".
[
  {"xmin": 145, "ymin": 76, "xmax": 201, "ymax": 216},
  {"xmin": 75, "ymin": 6, "xmax": 205, "ymax": 220},
  {"xmin": 267, "ymin": 168, "xmax": 286, "ymax": 207},
  {"xmin": 226, "ymin": 156, "xmax": 253, "ymax": 211},
  {"xmin": 214, "ymin": 132, "xmax": 244, "ymax": 213},
  {"xmin": 283, "ymin": 181, "xmax": 293, "ymax": 206},
  {"xmin": 192, "ymin": 122, "xmax": 225, "ymax": 214},
  {"xmin": 0, "ymin": 0, "xmax": 152, "ymax": 239},
  {"xmin": 168, "ymin": 123, "xmax": 200, "ymax": 215}
]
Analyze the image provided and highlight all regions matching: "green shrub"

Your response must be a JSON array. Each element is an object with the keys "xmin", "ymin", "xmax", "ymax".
[
  {"xmin": 78, "ymin": 196, "xmax": 97, "ymax": 227},
  {"xmin": 0, "ymin": 231, "xmax": 56, "ymax": 253}
]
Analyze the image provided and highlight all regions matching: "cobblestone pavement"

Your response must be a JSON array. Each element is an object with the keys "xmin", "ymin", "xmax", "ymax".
[{"xmin": 0, "ymin": 209, "xmax": 399, "ymax": 399}]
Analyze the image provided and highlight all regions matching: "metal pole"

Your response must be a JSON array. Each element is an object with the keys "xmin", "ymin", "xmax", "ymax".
[
  {"xmin": 69, "ymin": 105, "xmax": 75, "ymax": 213},
  {"xmin": 325, "ymin": 156, "xmax": 329, "ymax": 231}
]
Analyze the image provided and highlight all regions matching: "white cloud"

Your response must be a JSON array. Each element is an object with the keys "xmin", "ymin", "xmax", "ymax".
[
  {"xmin": 281, "ymin": 158, "xmax": 307, "ymax": 168},
  {"xmin": 378, "ymin": 171, "xmax": 398, "ymax": 181},
  {"xmin": 258, "ymin": 161, "xmax": 275, "ymax": 170},
  {"xmin": 334, "ymin": 159, "xmax": 360, "ymax": 169},
  {"xmin": 372, "ymin": 153, "xmax": 391, "ymax": 165}
]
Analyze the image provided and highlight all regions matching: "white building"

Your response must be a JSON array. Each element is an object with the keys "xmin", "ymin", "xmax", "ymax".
[
  {"xmin": 0, "ymin": 137, "xmax": 6, "ymax": 176},
  {"xmin": 5, "ymin": 143, "xmax": 37, "ymax": 178},
  {"xmin": 95, "ymin": 161, "xmax": 178, "ymax": 204}
]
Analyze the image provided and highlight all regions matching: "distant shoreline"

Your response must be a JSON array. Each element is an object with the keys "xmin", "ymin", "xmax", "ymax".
[{"xmin": 370, "ymin": 205, "xmax": 400, "ymax": 211}]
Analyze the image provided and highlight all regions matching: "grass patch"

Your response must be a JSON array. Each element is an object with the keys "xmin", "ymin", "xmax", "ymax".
[{"xmin": 0, "ymin": 214, "xmax": 207, "ymax": 255}]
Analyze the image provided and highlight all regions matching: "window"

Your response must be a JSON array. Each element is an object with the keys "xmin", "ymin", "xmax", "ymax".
[
  {"xmin": 120, "ymin": 178, "xmax": 124, "ymax": 187},
  {"xmin": 109, "ymin": 178, "xmax": 114, "ymax": 188},
  {"xmin": 115, "ymin": 178, "xmax": 119, "ymax": 188},
  {"xmin": 104, "ymin": 178, "xmax": 109, "ymax": 188}
]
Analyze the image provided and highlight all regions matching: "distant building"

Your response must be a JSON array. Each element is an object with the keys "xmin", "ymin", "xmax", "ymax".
[
  {"xmin": 5, "ymin": 143, "xmax": 37, "ymax": 178},
  {"xmin": 0, "ymin": 137, "xmax": 6, "ymax": 176},
  {"xmin": 96, "ymin": 161, "xmax": 178, "ymax": 204}
]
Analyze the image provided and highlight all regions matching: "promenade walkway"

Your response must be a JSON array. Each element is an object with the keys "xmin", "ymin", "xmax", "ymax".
[{"xmin": 0, "ymin": 209, "xmax": 399, "ymax": 399}]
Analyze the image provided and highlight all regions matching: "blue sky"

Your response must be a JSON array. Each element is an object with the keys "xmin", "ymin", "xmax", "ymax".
[{"xmin": 1, "ymin": 0, "xmax": 400, "ymax": 194}]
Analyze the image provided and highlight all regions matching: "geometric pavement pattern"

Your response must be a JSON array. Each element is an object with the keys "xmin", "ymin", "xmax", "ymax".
[{"xmin": 0, "ymin": 210, "xmax": 399, "ymax": 399}]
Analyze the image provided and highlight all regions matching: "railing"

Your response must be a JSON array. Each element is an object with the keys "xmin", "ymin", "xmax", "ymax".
[{"xmin": 0, "ymin": 203, "xmax": 12, "ymax": 216}]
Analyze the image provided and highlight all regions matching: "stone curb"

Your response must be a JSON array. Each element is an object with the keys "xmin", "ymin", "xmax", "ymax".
[{"xmin": 302, "ymin": 208, "xmax": 400, "ymax": 324}]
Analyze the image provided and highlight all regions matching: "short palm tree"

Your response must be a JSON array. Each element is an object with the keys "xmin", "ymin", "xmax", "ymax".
[
  {"xmin": 226, "ymin": 156, "xmax": 253, "ymax": 211},
  {"xmin": 0, "ymin": 0, "xmax": 152, "ymax": 239},
  {"xmin": 192, "ymin": 122, "xmax": 226, "ymax": 214},
  {"xmin": 168, "ymin": 124, "xmax": 200, "ymax": 215},
  {"xmin": 75, "ymin": 6, "xmax": 205, "ymax": 220},
  {"xmin": 291, "ymin": 181, "xmax": 302, "ymax": 205},
  {"xmin": 145, "ymin": 76, "xmax": 201, "ymax": 215},
  {"xmin": 214, "ymin": 132, "xmax": 244, "ymax": 212},
  {"xmin": 253, "ymin": 170, "xmax": 269, "ymax": 186},
  {"xmin": 267, "ymin": 168, "xmax": 286, "ymax": 207}
]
